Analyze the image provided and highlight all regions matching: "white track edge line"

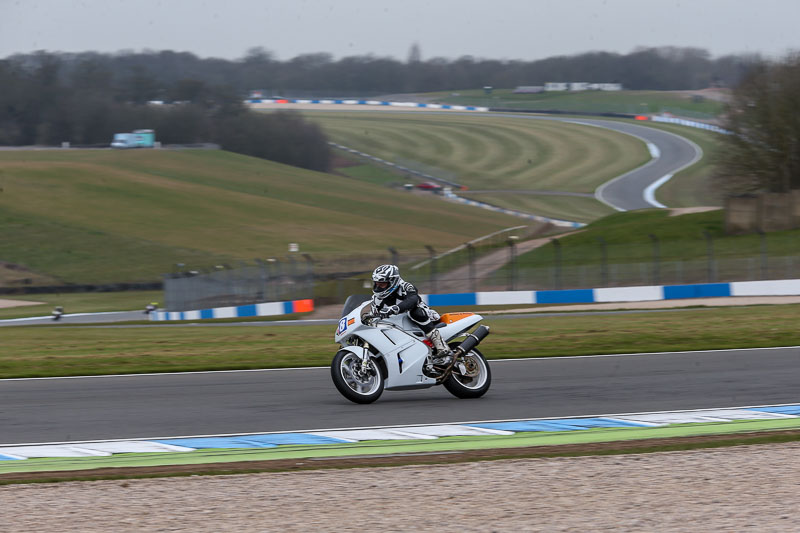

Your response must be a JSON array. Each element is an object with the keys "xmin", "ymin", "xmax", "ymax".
[{"xmin": 4, "ymin": 402, "xmax": 799, "ymax": 448}]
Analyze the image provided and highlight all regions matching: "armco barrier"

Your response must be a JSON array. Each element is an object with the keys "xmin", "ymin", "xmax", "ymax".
[
  {"xmin": 421, "ymin": 279, "xmax": 800, "ymax": 307},
  {"xmin": 247, "ymin": 98, "xmax": 489, "ymax": 112},
  {"xmin": 150, "ymin": 299, "xmax": 313, "ymax": 321},
  {"xmin": 150, "ymin": 279, "xmax": 800, "ymax": 321},
  {"xmin": 647, "ymin": 115, "xmax": 730, "ymax": 134}
]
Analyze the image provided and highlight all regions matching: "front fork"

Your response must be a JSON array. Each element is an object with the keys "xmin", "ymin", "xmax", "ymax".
[{"xmin": 359, "ymin": 345, "xmax": 373, "ymax": 374}]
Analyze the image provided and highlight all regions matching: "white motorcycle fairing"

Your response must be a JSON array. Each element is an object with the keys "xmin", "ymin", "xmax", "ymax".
[
  {"xmin": 335, "ymin": 302, "xmax": 437, "ymax": 390},
  {"xmin": 332, "ymin": 297, "xmax": 492, "ymax": 403}
]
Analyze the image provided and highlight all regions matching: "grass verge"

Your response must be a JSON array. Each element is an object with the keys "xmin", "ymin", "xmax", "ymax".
[
  {"xmin": 3, "ymin": 303, "xmax": 800, "ymax": 378},
  {"xmin": 0, "ymin": 149, "xmax": 520, "ymax": 285},
  {"xmin": 0, "ymin": 291, "xmax": 163, "ymax": 320},
  {"xmin": 425, "ymin": 88, "xmax": 726, "ymax": 118}
]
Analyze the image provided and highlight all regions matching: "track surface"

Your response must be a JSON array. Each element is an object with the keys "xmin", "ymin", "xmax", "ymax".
[
  {"xmin": 527, "ymin": 115, "xmax": 701, "ymax": 210},
  {"xmin": 3, "ymin": 347, "xmax": 798, "ymax": 445}
]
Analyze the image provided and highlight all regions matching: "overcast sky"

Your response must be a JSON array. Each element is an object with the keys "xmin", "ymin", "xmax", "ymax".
[{"xmin": 1, "ymin": 0, "xmax": 798, "ymax": 61}]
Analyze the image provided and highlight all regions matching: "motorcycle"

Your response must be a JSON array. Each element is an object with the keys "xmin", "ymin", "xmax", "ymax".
[
  {"xmin": 331, "ymin": 295, "xmax": 492, "ymax": 404},
  {"xmin": 51, "ymin": 306, "xmax": 64, "ymax": 321}
]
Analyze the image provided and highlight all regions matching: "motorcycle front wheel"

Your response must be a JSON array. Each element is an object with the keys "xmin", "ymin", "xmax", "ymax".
[
  {"xmin": 331, "ymin": 350, "xmax": 385, "ymax": 404},
  {"xmin": 443, "ymin": 347, "xmax": 491, "ymax": 399}
]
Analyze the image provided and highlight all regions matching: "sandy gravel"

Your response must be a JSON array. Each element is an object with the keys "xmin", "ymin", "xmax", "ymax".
[
  {"xmin": 0, "ymin": 298, "xmax": 41, "ymax": 309},
  {"xmin": 3, "ymin": 442, "xmax": 799, "ymax": 532}
]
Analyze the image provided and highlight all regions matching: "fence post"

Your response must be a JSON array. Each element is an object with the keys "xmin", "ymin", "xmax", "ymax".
[
  {"xmin": 388, "ymin": 247, "xmax": 399, "ymax": 266},
  {"xmin": 648, "ymin": 234, "xmax": 660, "ymax": 285},
  {"xmin": 703, "ymin": 231, "xmax": 715, "ymax": 282},
  {"xmin": 507, "ymin": 236, "xmax": 518, "ymax": 291},
  {"xmin": 758, "ymin": 230, "xmax": 768, "ymax": 279},
  {"xmin": 466, "ymin": 243, "xmax": 476, "ymax": 292},
  {"xmin": 173, "ymin": 263, "xmax": 185, "ymax": 311},
  {"xmin": 596, "ymin": 237, "xmax": 608, "ymax": 287},
  {"xmin": 551, "ymin": 238, "xmax": 562, "ymax": 290},
  {"xmin": 255, "ymin": 258, "xmax": 267, "ymax": 301},
  {"xmin": 302, "ymin": 254, "xmax": 314, "ymax": 299},
  {"xmin": 272, "ymin": 258, "xmax": 283, "ymax": 300},
  {"xmin": 425, "ymin": 245, "xmax": 437, "ymax": 294}
]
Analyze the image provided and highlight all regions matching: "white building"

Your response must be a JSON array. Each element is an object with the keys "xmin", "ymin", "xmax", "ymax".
[
  {"xmin": 512, "ymin": 86, "xmax": 544, "ymax": 94},
  {"xmin": 544, "ymin": 82, "xmax": 569, "ymax": 91},
  {"xmin": 544, "ymin": 82, "xmax": 623, "ymax": 92}
]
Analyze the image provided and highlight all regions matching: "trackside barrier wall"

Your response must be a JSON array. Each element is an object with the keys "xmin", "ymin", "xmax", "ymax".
[
  {"xmin": 247, "ymin": 98, "xmax": 489, "ymax": 112},
  {"xmin": 151, "ymin": 279, "xmax": 800, "ymax": 321},
  {"xmin": 150, "ymin": 299, "xmax": 313, "ymax": 321},
  {"xmin": 420, "ymin": 279, "xmax": 800, "ymax": 307},
  {"xmin": 644, "ymin": 115, "xmax": 731, "ymax": 134}
]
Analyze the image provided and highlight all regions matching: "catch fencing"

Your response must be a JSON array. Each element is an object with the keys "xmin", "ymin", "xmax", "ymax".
[
  {"xmin": 162, "ymin": 227, "xmax": 535, "ymax": 311},
  {"xmin": 164, "ymin": 230, "xmax": 800, "ymax": 311}
]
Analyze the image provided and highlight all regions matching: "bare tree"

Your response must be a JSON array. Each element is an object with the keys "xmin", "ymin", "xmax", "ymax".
[{"xmin": 715, "ymin": 53, "xmax": 800, "ymax": 193}]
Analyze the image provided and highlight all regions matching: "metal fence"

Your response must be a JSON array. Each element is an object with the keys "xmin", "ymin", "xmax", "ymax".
[
  {"xmin": 163, "ymin": 250, "xmax": 430, "ymax": 311},
  {"xmin": 164, "ymin": 258, "xmax": 315, "ymax": 312},
  {"xmin": 164, "ymin": 232, "xmax": 800, "ymax": 311},
  {"xmin": 413, "ymin": 234, "xmax": 800, "ymax": 294},
  {"xmin": 471, "ymin": 254, "xmax": 800, "ymax": 293},
  {"xmin": 163, "ymin": 226, "xmax": 539, "ymax": 311}
]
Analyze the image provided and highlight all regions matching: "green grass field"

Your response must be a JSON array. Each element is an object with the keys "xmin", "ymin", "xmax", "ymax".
[
  {"xmin": 2, "ymin": 303, "xmax": 799, "ymax": 378},
  {"xmin": 304, "ymin": 111, "xmax": 649, "ymax": 193},
  {"xmin": 0, "ymin": 290, "xmax": 163, "ymax": 320},
  {"xmin": 300, "ymin": 111, "xmax": 649, "ymax": 222},
  {"xmin": 425, "ymin": 88, "xmax": 727, "ymax": 119},
  {"xmin": 497, "ymin": 209, "xmax": 800, "ymax": 273},
  {"xmin": 0, "ymin": 149, "xmax": 522, "ymax": 285}
]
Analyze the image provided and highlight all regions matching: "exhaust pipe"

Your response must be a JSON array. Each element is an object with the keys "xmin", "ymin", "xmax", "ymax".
[{"xmin": 454, "ymin": 325, "xmax": 490, "ymax": 356}]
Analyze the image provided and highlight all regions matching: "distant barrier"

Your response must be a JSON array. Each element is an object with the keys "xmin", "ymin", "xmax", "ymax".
[
  {"xmin": 648, "ymin": 115, "xmax": 730, "ymax": 134},
  {"xmin": 442, "ymin": 189, "xmax": 584, "ymax": 228},
  {"xmin": 151, "ymin": 278, "xmax": 800, "ymax": 321},
  {"xmin": 421, "ymin": 278, "xmax": 800, "ymax": 307},
  {"xmin": 248, "ymin": 98, "xmax": 488, "ymax": 112},
  {"xmin": 150, "ymin": 298, "xmax": 314, "ymax": 321}
]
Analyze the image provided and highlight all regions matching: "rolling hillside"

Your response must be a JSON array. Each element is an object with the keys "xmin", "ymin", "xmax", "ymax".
[{"xmin": 0, "ymin": 149, "xmax": 522, "ymax": 285}]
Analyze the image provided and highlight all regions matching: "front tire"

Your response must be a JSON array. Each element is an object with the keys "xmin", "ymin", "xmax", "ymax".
[
  {"xmin": 443, "ymin": 347, "xmax": 491, "ymax": 399},
  {"xmin": 331, "ymin": 350, "xmax": 385, "ymax": 404}
]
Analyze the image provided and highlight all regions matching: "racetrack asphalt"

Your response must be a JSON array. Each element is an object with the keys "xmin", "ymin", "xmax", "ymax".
[{"xmin": 3, "ymin": 346, "xmax": 799, "ymax": 445}]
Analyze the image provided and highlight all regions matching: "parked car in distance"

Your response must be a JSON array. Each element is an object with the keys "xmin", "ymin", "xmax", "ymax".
[{"xmin": 416, "ymin": 181, "xmax": 442, "ymax": 191}]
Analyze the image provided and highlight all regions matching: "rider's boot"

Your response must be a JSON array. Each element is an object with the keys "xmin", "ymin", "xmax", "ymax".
[{"xmin": 427, "ymin": 328, "xmax": 453, "ymax": 366}]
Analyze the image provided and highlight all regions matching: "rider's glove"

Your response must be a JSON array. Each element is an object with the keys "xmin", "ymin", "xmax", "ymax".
[{"xmin": 380, "ymin": 305, "xmax": 400, "ymax": 318}]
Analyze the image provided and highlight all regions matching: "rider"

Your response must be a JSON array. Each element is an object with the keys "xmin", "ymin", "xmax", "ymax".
[{"xmin": 370, "ymin": 264, "xmax": 452, "ymax": 364}]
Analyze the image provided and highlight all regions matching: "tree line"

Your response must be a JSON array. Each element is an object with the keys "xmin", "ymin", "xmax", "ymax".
[
  {"xmin": 0, "ymin": 52, "xmax": 331, "ymax": 171},
  {"xmin": 3, "ymin": 45, "xmax": 760, "ymax": 100},
  {"xmin": 0, "ymin": 45, "xmax": 785, "ymax": 185}
]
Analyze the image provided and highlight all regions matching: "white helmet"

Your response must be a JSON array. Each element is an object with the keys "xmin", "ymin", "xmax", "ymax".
[{"xmin": 372, "ymin": 264, "xmax": 400, "ymax": 299}]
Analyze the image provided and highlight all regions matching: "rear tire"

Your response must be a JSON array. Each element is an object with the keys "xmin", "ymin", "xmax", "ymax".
[
  {"xmin": 331, "ymin": 350, "xmax": 385, "ymax": 404},
  {"xmin": 443, "ymin": 347, "xmax": 491, "ymax": 399}
]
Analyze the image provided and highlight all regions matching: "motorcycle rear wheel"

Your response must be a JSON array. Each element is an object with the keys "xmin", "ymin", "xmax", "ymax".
[
  {"xmin": 443, "ymin": 347, "xmax": 491, "ymax": 399},
  {"xmin": 331, "ymin": 350, "xmax": 385, "ymax": 404}
]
